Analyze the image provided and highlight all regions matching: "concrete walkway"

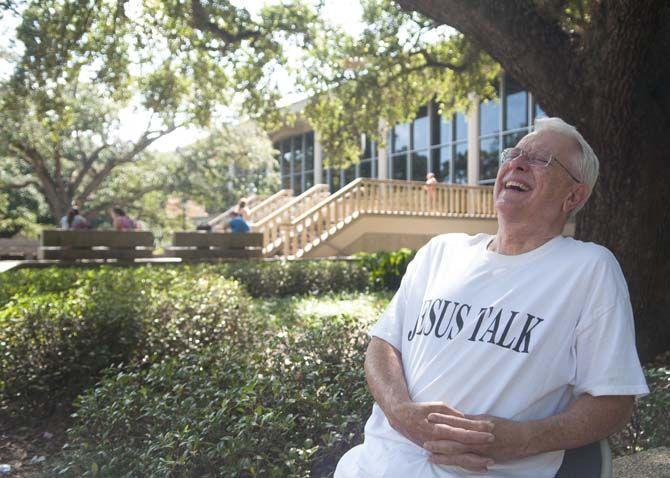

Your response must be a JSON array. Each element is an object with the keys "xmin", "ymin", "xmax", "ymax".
[
  {"xmin": 614, "ymin": 447, "xmax": 670, "ymax": 477},
  {"xmin": 0, "ymin": 261, "xmax": 21, "ymax": 273}
]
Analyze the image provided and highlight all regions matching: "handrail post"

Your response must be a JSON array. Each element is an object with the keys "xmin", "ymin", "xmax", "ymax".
[{"xmin": 280, "ymin": 223, "xmax": 291, "ymax": 257}]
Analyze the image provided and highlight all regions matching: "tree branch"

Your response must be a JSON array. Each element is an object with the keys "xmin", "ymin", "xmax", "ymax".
[
  {"xmin": 8, "ymin": 140, "xmax": 63, "ymax": 215},
  {"xmin": 77, "ymin": 124, "xmax": 178, "ymax": 205},
  {"xmin": 69, "ymin": 142, "xmax": 111, "ymax": 195},
  {"xmin": 0, "ymin": 179, "xmax": 40, "ymax": 190},
  {"xmin": 190, "ymin": 0, "xmax": 260, "ymax": 46},
  {"xmin": 395, "ymin": 0, "xmax": 584, "ymax": 118}
]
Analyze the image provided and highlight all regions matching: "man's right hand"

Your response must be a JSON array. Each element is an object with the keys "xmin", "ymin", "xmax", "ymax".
[{"xmin": 385, "ymin": 400, "xmax": 496, "ymax": 472}]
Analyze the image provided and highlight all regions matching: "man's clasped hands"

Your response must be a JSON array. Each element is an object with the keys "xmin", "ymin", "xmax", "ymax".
[{"xmin": 387, "ymin": 401, "xmax": 533, "ymax": 473}]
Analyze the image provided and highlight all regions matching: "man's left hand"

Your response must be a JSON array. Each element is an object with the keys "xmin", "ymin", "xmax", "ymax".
[{"xmin": 424, "ymin": 413, "xmax": 532, "ymax": 464}]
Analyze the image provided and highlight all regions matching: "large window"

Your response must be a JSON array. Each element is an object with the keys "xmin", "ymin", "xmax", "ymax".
[
  {"xmin": 387, "ymin": 106, "xmax": 441, "ymax": 181},
  {"xmin": 410, "ymin": 106, "xmax": 429, "ymax": 180},
  {"xmin": 430, "ymin": 106, "xmax": 468, "ymax": 184},
  {"xmin": 303, "ymin": 132, "xmax": 314, "ymax": 191},
  {"xmin": 293, "ymin": 137, "xmax": 303, "ymax": 194},
  {"xmin": 358, "ymin": 135, "xmax": 376, "ymax": 179},
  {"xmin": 505, "ymin": 76, "xmax": 528, "ymax": 130},
  {"xmin": 389, "ymin": 123, "xmax": 409, "ymax": 180},
  {"xmin": 328, "ymin": 167, "xmax": 342, "ymax": 192},
  {"xmin": 273, "ymin": 131, "xmax": 315, "ymax": 194},
  {"xmin": 478, "ymin": 75, "xmax": 544, "ymax": 184},
  {"xmin": 479, "ymin": 88, "xmax": 501, "ymax": 184},
  {"xmin": 279, "ymin": 139, "xmax": 292, "ymax": 189}
]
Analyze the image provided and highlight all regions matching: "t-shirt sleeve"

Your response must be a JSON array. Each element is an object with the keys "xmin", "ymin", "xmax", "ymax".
[
  {"xmin": 573, "ymin": 249, "xmax": 649, "ymax": 398},
  {"xmin": 369, "ymin": 241, "xmax": 431, "ymax": 351}
]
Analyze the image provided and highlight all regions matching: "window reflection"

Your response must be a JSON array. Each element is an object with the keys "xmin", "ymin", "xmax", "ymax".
[
  {"xmin": 304, "ymin": 172, "xmax": 314, "ymax": 190},
  {"xmin": 393, "ymin": 123, "xmax": 410, "ymax": 152},
  {"xmin": 359, "ymin": 160, "xmax": 372, "ymax": 178},
  {"xmin": 454, "ymin": 143, "xmax": 468, "ymax": 184},
  {"xmin": 413, "ymin": 110, "xmax": 429, "ymax": 150},
  {"xmin": 304, "ymin": 132, "xmax": 314, "ymax": 171},
  {"xmin": 392, "ymin": 154, "xmax": 407, "ymax": 180},
  {"xmin": 480, "ymin": 137, "xmax": 499, "ymax": 183},
  {"xmin": 433, "ymin": 146, "xmax": 451, "ymax": 183},
  {"xmin": 293, "ymin": 138, "xmax": 303, "ymax": 176},
  {"xmin": 329, "ymin": 169, "xmax": 341, "ymax": 192},
  {"xmin": 411, "ymin": 151, "xmax": 428, "ymax": 181},
  {"xmin": 344, "ymin": 165, "xmax": 356, "ymax": 184},
  {"xmin": 480, "ymin": 99, "xmax": 501, "ymax": 136},
  {"xmin": 455, "ymin": 113, "xmax": 467, "ymax": 142},
  {"xmin": 505, "ymin": 76, "xmax": 528, "ymax": 130}
]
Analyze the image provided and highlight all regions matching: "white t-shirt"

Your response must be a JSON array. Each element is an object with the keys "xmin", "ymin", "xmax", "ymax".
[{"xmin": 336, "ymin": 233, "xmax": 648, "ymax": 478}]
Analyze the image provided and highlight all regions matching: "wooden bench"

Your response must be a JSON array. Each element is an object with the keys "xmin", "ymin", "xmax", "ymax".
[
  {"xmin": 39, "ymin": 230, "xmax": 155, "ymax": 261},
  {"xmin": 0, "ymin": 237, "xmax": 39, "ymax": 260},
  {"xmin": 167, "ymin": 232, "xmax": 263, "ymax": 260}
]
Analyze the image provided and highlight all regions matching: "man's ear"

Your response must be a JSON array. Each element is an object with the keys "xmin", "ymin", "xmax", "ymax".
[{"xmin": 563, "ymin": 184, "xmax": 590, "ymax": 214}]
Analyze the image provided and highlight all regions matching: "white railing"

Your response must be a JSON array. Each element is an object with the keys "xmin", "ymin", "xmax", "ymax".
[
  {"xmin": 282, "ymin": 179, "xmax": 495, "ymax": 257},
  {"xmin": 253, "ymin": 184, "xmax": 331, "ymax": 255},
  {"xmin": 248, "ymin": 190, "xmax": 294, "ymax": 223}
]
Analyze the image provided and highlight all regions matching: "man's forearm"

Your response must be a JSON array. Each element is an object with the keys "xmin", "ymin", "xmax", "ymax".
[
  {"xmin": 364, "ymin": 336, "xmax": 412, "ymax": 421},
  {"xmin": 521, "ymin": 393, "xmax": 634, "ymax": 456},
  {"xmin": 427, "ymin": 393, "xmax": 635, "ymax": 462}
]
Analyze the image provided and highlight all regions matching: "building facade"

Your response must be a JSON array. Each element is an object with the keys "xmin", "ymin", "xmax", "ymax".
[{"xmin": 271, "ymin": 75, "xmax": 547, "ymax": 194}]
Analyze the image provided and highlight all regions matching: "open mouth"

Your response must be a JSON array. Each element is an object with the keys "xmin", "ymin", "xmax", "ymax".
[{"xmin": 504, "ymin": 181, "xmax": 531, "ymax": 192}]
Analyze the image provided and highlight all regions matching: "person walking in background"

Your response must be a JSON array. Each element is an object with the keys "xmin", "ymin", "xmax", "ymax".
[
  {"xmin": 424, "ymin": 172, "xmax": 438, "ymax": 212},
  {"xmin": 110, "ymin": 207, "xmax": 136, "ymax": 231},
  {"xmin": 59, "ymin": 207, "xmax": 89, "ymax": 230}
]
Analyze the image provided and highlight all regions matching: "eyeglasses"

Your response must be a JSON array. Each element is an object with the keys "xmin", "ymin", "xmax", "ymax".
[{"xmin": 500, "ymin": 148, "xmax": 581, "ymax": 183}]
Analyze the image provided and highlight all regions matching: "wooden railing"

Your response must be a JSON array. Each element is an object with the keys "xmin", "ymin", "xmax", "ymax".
[
  {"xmin": 248, "ymin": 190, "xmax": 294, "ymax": 223},
  {"xmin": 282, "ymin": 179, "xmax": 495, "ymax": 257},
  {"xmin": 208, "ymin": 194, "xmax": 267, "ymax": 229},
  {"xmin": 253, "ymin": 184, "xmax": 330, "ymax": 255}
]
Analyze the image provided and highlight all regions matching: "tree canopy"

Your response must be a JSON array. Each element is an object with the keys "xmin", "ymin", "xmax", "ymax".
[
  {"xmin": 300, "ymin": 0, "xmax": 500, "ymax": 166},
  {"xmin": 0, "ymin": 0, "xmax": 316, "ymax": 224},
  {"xmin": 171, "ymin": 122, "xmax": 279, "ymax": 213}
]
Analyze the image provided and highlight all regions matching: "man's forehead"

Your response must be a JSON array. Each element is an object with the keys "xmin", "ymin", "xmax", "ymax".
[{"xmin": 518, "ymin": 130, "xmax": 580, "ymax": 157}]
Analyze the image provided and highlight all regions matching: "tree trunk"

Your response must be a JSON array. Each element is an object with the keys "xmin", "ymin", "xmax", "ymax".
[{"xmin": 577, "ymin": 119, "xmax": 670, "ymax": 363}]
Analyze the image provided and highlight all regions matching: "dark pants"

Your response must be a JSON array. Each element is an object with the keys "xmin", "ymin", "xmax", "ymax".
[{"xmin": 555, "ymin": 441, "xmax": 603, "ymax": 478}]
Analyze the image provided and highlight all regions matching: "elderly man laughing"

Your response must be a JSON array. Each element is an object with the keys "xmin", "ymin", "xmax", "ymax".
[{"xmin": 335, "ymin": 118, "xmax": 648, "ymax": 478}]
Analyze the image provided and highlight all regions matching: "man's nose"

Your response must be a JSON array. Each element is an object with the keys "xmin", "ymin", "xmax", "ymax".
[{"xmin": 507, "ymin": 153, "xmax": 529, "ymax": 171}]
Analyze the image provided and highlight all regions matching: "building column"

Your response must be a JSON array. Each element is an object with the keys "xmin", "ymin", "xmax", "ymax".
[
  {"xmin": 314, "ymin": 132, "xmax": 324, "ymax": 185},
  {"xmin": 377, "ymin": 119, "xmax": 389, "ymax": 180},
  {"xmin": 467, "ymin": 94, "xmax": 480, "ymax": 186}
]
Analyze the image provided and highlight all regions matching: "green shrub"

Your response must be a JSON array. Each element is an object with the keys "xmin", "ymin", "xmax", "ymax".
[
  {"xmin": 610, "ymin": 366, "xmax": 670, "ymax": 455},
  {"xmin": 0, "ymin": 267, "xmax": 83, "ymax": 306},
  {"xmin": 51, "ymin": 314, "xmax": 373, "ymax": 478},
  {"xmin": 220, "ymin": 259, "xmax": 369, "ymax": 297},
  {"xmin": 141, "ymin": 274, "xmax": 253, "ymax": 364},
  {"xmin": 0, "ymin": 267, "xmax": 252, "ymax": 419},
  {"xmin": 355, "ymin": 248, "xmax": 416, "ymax": 291}
]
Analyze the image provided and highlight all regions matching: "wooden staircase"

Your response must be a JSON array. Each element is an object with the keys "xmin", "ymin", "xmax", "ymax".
[{"xmin": 278, "ymin": 179, "xmax": 497, "ymax": 258}]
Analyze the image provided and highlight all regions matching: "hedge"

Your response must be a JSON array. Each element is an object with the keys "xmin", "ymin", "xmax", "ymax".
[
  {"xmin": 49, "ymin": 308, "xmax": 377, "ymax": 477},
  {"xmin": 0, "ymin": 268, "xmax": 253, "ymax": 419}
]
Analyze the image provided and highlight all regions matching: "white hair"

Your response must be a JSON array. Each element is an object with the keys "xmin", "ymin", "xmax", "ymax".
[{"xmin": 533, "ymin": 117, "xmax": 599, "ymax": 217}]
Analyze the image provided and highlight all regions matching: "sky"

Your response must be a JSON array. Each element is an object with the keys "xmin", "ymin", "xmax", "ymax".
[{"xmin": 0, "ymin": 0, "xmax": 364, "ymax": 152}]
